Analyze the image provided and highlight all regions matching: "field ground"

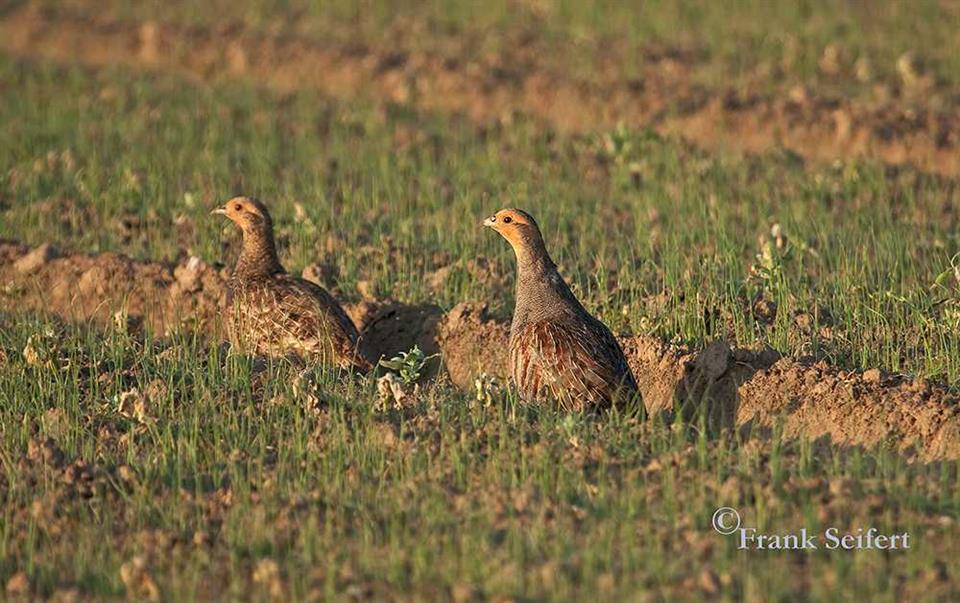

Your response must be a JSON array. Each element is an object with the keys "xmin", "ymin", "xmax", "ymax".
[{"xmin": 1, "ymin": 1, "xmax": 959, "ymax": 600}]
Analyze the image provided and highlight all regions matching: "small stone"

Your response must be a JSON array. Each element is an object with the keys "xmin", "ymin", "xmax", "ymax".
[
  {"xmin": 5, "ymin": 571, "xmax": 29, "ymax": 595},
  {"xmin": 828, "ymin": 477, "xmax": 859, "ymax": 498},
  {"xmin": 138, "ymin": 22, "xmax": 159, "ymax": 63},
  {"xmin": 193, "ymin": 530, "xmax": 211, "ymax": 547},
  {"xmin": 794, "ymin": 312, "xmax": 813, "ymax": 334},
  {"xmin": 425, "ymin": 265, "xmax": 453, "ymax": 291},
  {"xmin": 251, "ymin": 558, "xmax": 283, "ymax": 598},
  {"xmin": 896, "ymin": 52, "xmax": 920, "ymax": 85},
  {"xmin": 27, "ymin": 437, "xmax": 65, "ymax": 468},
  {"xmin": 226, "ymin": 41, "xmax": 248, "ymax": 74},
  {"xmin": 376, "ymin": 372, "xmax": 410, "ymax": 409},
  {"xmin": 302, "ymin": 263, "xmax": 336, "ymax": 288},
  {"xmin": 120, "ymin": 555, "xmax": 159, "ymax": 601},
  {"xmin": 52, "ymin": 587, "xmax": 81, "ymax": 603},
  {"xmin": 833, "ymin": 109, "xmax": 851, "ymax": 142},
  {"xmin": 752, "ymin": 296, "xmax": 778, "ymax": 325},
  {"xmin": 854, "ymin": 56, "xmax": 872, "ymax": 81},
  {"xmin": 117, "ymin": 464, "xmax": 136, "ymax": 484},
  {"xmin": 819, "ymin": 43, "xmax": 844, "ymax": 75},
  {"xmin": 77, "ymin": 265, "xmax": 107, "ymax": 297},
  {"xmin": 788, "ymin": 84, "xmax": 809, "ymax": 104},
  {"xmin": 116, "ymin": 389, "xmax": 150, "ymax": 424},
  {"xmin": 173, "ymin": 256, "xmax": 207, "ymax": 293},
  {"xmin": 450, "ymin": 583, "xmax": 477, "ymax": 603},
  {"xmin": 356, "ymin": 280, "xmax": 376, "ymax": 300},
  {"xmin": 14, "ymin": 243, "xmax": 58, "ymax": 274},
  {"xmin": 698, "ymin": 568, "xmax": 720, "ymax": 595}
]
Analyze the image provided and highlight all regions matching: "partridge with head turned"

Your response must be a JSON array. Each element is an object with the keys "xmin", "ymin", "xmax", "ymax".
[
  {"xmin": 212, "ymin": 197, "xmax": 371, "ymax": 371},
  {"xmin": 484, "ymin": 208, "xmax": 639, "ymax": 410}
]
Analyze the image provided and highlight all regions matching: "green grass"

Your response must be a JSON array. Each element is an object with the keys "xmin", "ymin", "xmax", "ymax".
[
  {"xmin": 1, "ymin": 318, "xmax": 958, "ymax": 600},
  {"xmin": 40, "ymin": 0, "xmax": 960, "ymax": 94},
  {"xmin": 2, "ymin": 57, "xmax": 958, "ymax": 384},
  {"xmin": 1, "ymin": 4, "xmax": 960, "ymax": 600}
]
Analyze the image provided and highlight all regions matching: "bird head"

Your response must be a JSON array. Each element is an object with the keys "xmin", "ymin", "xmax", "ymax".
[
  {"xmin": 483, "ymin": 208, "xmax": 545, "ymax": 253},
  {"xmin": 211, "ymin": 196, "xmax": 273, "ymax": 234}
]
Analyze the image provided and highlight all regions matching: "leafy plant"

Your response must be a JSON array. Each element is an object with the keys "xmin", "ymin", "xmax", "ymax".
[{"xmin": 378, "ymin": 345, "xmax": 437, "ymax": 385}]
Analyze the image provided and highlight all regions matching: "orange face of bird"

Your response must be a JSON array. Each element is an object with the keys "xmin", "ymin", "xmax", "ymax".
[
  {"xmin": 482, "ymin": 208, "xmax": 541, "ymax": 249},
  {"xmin": 211, "ymin": 196, "xmax": 271, "ymax": 232}
]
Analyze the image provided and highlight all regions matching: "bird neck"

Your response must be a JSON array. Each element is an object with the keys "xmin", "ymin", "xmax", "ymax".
[
  {"xmin": 512, "ymin": 244, "xmax": 583, "ymax": 329},
  {"xmin": 515, "ymin": 244, "xmax": 555, "ymax": 285},
  {"xmin": 235, "ymin": 225, "xmax": 284, "ymax": 278}
]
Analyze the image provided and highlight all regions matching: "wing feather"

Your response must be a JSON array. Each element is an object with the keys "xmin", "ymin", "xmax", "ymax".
[
  {"xmin": 510, "ymin": 318, "xmax": 639, "ymax": 409},
  {"xmin": 227, "ymin": 273, "xmax": 370, "ymax": 371}
]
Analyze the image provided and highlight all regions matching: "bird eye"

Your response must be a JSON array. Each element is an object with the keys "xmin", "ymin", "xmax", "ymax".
[
  {"xmin": 502, "ymin": 216, "xmax": 512, "ymax": 224},
  {"xmin": 233, "ymin": 204, "xmax": 242, "ymax": 211}
]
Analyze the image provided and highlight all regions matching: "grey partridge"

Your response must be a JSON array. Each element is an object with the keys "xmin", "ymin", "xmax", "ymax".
[
  {"xmin": 484, "ymin": 208, "xmax": 639, "ymax": 409},
  {"xmin": 213, "ymin": 197, "xmax": 371, "ymax": 371}
]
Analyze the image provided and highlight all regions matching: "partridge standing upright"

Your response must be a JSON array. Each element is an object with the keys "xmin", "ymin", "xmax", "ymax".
[
  {"xmin": 212, "ymin": 197, "xmax": 371, "ymax": 371},
  {"xmin": 484, "ymin": 208, "xmax": 639, "ymax": 409}
]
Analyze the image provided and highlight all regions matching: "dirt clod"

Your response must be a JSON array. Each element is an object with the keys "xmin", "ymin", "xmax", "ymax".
[
  {"xmin": 27, "ymin": 437, "xmax": 66, "ymax": 468},
  {"xmin": 437, "ymin": 302, "xmax": 510, "ymax": 390},
  {"xmin": 172, "ymin": 256, "xmax": 208, "ymax": 294},
  {"xmin": 14, "ymin": 242, "xmax": 58, "ymax": 274},
  {"xmin": 301, "ymin": 263, "xmax": 337, "ymax": 289},
  {"xmin": 5, "ymin": 572, "xmax": 29, "ymax": 596}
]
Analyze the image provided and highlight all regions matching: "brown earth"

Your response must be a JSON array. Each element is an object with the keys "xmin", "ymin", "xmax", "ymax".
[
  {"xmin": 2, "ymin": 6, "xmax": 960, "ymax": 176},
  {"xmin": 2, "ymin": 240, "xmax": 958, "ymax": 461},
  {"xmin": 1, "ymin": 240, "xmax": 226, "ymax": 334}
]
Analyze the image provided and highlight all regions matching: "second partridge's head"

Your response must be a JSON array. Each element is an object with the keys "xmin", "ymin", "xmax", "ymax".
[
  {"xmin": 212, "ymin": 196, "xmax": 273, "ymax": 234},
  {"xmin": 483, "ymin": 208, "xmax": 546, "ymax": 255}
]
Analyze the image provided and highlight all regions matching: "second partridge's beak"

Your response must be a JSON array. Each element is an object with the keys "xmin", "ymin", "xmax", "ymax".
[
  {"xmin": 482, "ymin": 216, "xmax": 496, "ymax": 228},
  {"xmin": 210, "ymin": 207, "xmax": 227, "ymax": 216}
]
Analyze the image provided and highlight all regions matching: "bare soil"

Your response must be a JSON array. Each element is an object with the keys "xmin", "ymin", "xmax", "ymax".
[
  {"xmin": 2, "ymin": 7, "xmax": 960, "ymax": 176},
  {"xmin": 3, "ymin": 241, "xmax": 957, "ymax": 461}
]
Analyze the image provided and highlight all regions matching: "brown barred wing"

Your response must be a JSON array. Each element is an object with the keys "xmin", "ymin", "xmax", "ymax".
[
  {"xmin": 584, "ymin": 315, "xmax": 639, "ymax": 398},
  {"xmin": 273, "ymin": 275, "xmax": 372, "ymax": 371},
  {"xmin": 510, "ymin": 319, "xmax": 639, "ymax": 410},
  {"xmin": 273, "ymin": 276, "xmax": 358, "ymax": 338},
  {"xmin": 229, "ymin": 274, "xmax": 370, "ymax": 371}
]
